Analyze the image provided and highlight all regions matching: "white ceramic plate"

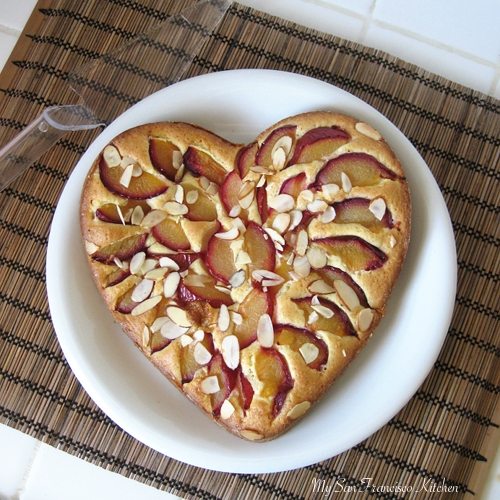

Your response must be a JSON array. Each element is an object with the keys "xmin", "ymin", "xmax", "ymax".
[{"xmin": 46, "ymin": 69, "xmax": 456, "ymax": 473}]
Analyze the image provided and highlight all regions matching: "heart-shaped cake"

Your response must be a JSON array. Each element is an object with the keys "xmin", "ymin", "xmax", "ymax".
[{"xmin": 80, "ymin": 111, "xmax": 411, "ymax": 442}]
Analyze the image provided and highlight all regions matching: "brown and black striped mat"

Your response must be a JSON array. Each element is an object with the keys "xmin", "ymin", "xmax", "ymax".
[{"xmin": 0, "ymin": 1, "xmax": 498, "ymax": 498}]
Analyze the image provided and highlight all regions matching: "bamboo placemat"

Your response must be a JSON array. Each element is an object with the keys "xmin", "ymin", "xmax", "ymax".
[{"xmin": 0, "ymin": 1, "xmax": 498, "ymax": 498}]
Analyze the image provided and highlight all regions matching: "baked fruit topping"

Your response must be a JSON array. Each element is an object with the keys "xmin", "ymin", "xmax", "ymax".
[{"xmin": 80, "ymin": 112, "xmax": 411, "ymax": 442}]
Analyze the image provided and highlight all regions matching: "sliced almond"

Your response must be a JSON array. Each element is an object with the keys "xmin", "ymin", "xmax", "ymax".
[
  {"xmin": 231, "ymin": 312, "xmax": 243, "ymax": 325},
  {"xmin": 389, "ymin": 234, "xmax": 397, "ymax": 248},
  {"xmin": 113, "ymin": 257, "xmax": 125, "ymax": 269},
  {"xmin": 145, "ymin": 234, "xmax": 157, "ymax": 247},
  {"xmin": 250, "ymin": 165, "xmax": 272, "ymax": 175},
  {"xmin": 193, "ymin": 329, "xmax": 205, "ymax": 342},
  {"xmin": 306, "ymin": 246, "xmax": 327, "ymax": 269},
  {"xmin": 257, "ymin": 313, "xmax": 274, "ymax": 348},
  {"xmin": 321, "ymin": 206, "xmax": 336, "ymax": 223},
  {"xmin": 199, "ymin": 176, "xmax": 210, "ymax": 190},
  {"xmin": 220, "ymin": 399, "xmax": 235, "ymax": 420},
  {"xmin": 229, "ymin": 269, "xmax": 246, "ymax": 288},
  {"xmin": 238, "ymin": 181, "xmax": 255, "ymax": 205},
  {"xmin": 180, "ymin": 334, "xmax": 193, "ymax": 347},
  {"xmin": 160, "ymin": 318, "xmax": 190, "ymax": 339},
  {"xmin": 358, "ymin": 308, "xmax": 374, "ymax": 332},
  {"xmin": 131, "ymin": 163, "xmax": 142, "ymax": 177},
  {"xmin": 103, "ymin": 145, "xmax": 121, "ymax": 167},
  {"xmin": 229, "ymin": 205, "xmax": 242, "ymax": 217},
  {"xmin": 174, "ymin": 164, "xmax": 185, "ymax": 183},
  {"xmin": 146, "ymin": 242, "xmax": 170, "ymax": 255},
  {"xmin": 272, "ymin": 213, "xmax": 291, "ymax": 234},
  {"xmin": 307, "ymin": 311, "xmax": 319, "ymax": 324},
  {"xmin": 218, "ymin": 304, "xmax": 231, "ymax": 332},
  {"xmin": 215, "ymin": 285, "xmax": 231, "ymax": 295},
  {"xmin": 287, "ymin": 401, "xmax": 311, "ymax": 420},
  {"xmin": 140, "ymin": 209, "xmax": 167, "ymax": 228},
  {"xmin": 272, "ymin": 135, "xmax": 293, "ymax": 156},
  {"xmin": 215, "ymin": 227, "xmax": 239, "ymax": 240},
  {"xmin": 322, "ymin": 183, "xmax": 340, "ymax": 199},
  {"xmin": 194, "ymin": 342, "xmax": 212, "ymax": 365},
  {"xmin": 221, "ymin": 335, "xmax": 240, "ymax": 370},
  {"xmin": 299, "ymin": 189, "xmax": 314, "ymax": 203},
  {"xmin": 295, "ymin": 229, "xmax": 309, "ymax": 257},
  {"xmin": 141, "ymin": 258, "xmax": 157, "ymax": 275},
  {"xmin": 174, "ymin": 185, "xmax": 184, "ymax": 203},
  {"xmin": 334, "ymin": 279, "xmax": 360, "ymax": 311},
  {"xmin": 239, "ymin": 429, "xmax": 263, "ymax": 441},
  {"xmin": 265, "ymin": 227, "xmax": 285, "ymax": 246},
  {"xmin": 151, "ymin": 316, "xmax": 169, "ymax": 333},
  {"xmin": 299, "ymin": 343, "xmax": 319, "ymax": 365},
  {"xmin": 355, "ymin": 121, "xmax": 382, "ymax": 141},
  {"xmin": 164, "ymin": 201, "xmax": 188, "ymax": 216},
  {"xmin": 235, "ymin": 251, "xmax": 251, "ymax": 267},
  {"xmin": 142, "ymin": 325, "xmax": 150, "ymax": 347},
  {"xmin": 288, "ymin": 209, "xmax": 303, "ymax": 230},
  {"xmin": 206, "ymin": 182, "xmax": 219, "ymax": 196},
  {"xmin": 293, "ymin": 255, "xmax": 311, "ymax": 278},
  {"xmin": 184, "ymin": 273, "xmax": 212, "ymax": 287},
  {"xmin": 131, "ymin": 205, "xmax": 145, "ymax": 225},
  {"xmin": 131, "ymin": 294, "xmax": 162, "ymax": 316},
  {"xmin": 167, "ymin": 306, "xmax": 191, "ymax": 328},
  {"xmin": 307, "ymin": 199, "xmax": 328, "ymax": 213},
  {"xmin": 201, "ymin": 375, "xmax": 220, "ymax": 394},
  {"xmin": 159, "ymin": 256, "xmax": 180, "ymax": 270},
  {"xmin": 311, "ymin": 303, "xmax": 334, "ymax": 318},
  {"xmin": 120, "ymin": 156, "xmax": 135, "ymax": 169},
  {"xmin": 85, "ymin": 240, "xmax": 99, "ymax": 255},
  {"xmin": 145, "ymin": 267, "xmax": 169, "ymax": 280},
  {"xmin": 115, "ymin": 204, "xmax": 126, "ymax": 225},
  {"xmin": 131, "ymin": 278, "xmax": 154, "ymax": 302},
  {"xmin": 308, "ymin": 279, "xmax": 335, "ymax": 294},
  {"xmin": 341, "ymin": 172, "xmax": 352, "ymax": 193},
  {"xmin": 185, "ymin": 189, "xmax": 199, "ymax": 205},
  {"xmin": 163, "ymin": 272, "xmax": 181, "ymax": 298},
  {"xmin": 369, "ymin": 198, "xmax": 386, "ymax": 221},
  {"xmin": 252, "ymin": 269, "xmax": 284, "ymax": 284},
  {"xmin": 272, "ymin": 147, "xmax": 286, "ymax": 170},
  {"xmin": 269, "ymin": 194, "xmax": 294, "ymax": 213},
  {"xmin": 172, "ymin": 150, "xmax": 183, "ymax": 169},
  {"xmin": 119, "ymin": 164, "xmax": 134, "ymax": 188}
]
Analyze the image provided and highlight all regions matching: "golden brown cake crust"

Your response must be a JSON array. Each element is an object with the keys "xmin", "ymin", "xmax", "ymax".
[{"xmin": 80, "ymin": 112, "xmax": 411, "ymax": 442}]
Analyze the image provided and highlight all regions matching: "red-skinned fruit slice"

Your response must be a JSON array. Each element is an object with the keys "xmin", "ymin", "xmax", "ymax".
[
  {"xmin": 254, "ymin": 347, "xmax": 293, "ymax": 417},
  {"xmin": 145, "ymin": 251, "xmax": 201, "ymax": 271},
  {"xmin": 182, "ymin": 184, "xmax": 217, "ymax": 222},
  {"xmin": 178, "ymin": 273, "xmax": 234, "ymax": 308},
  {"xmin": 149, "ymin": 137, "xmax": 181, "ymax": 182},
  {"xmin": 91, "ymin": 233, "xmax": 148, "ymax": 263},
  {"xmin": 181, "ymin": 332, "xmax": 215, "ymax": 383},
  {"xmin": 104, "ymin": 268, "xmax": 131, "ymax": 288},
  {"xmin": 244, "ymin": 221, "xmax": 276, "ymax": 277},
  {"xmin": 152, "ymin": 218, "xmax": 190, "ymax": 251},
  {"xmin": 293, "ymin": 297, "xmax": 357, "ymax": 337},
  {"xmin": 331, "ymin": 197, "xmax": 393, "ymax": 231},
  {"xmin": 206, "ymin": 234, "xmax": 238, "ymax": 285},
  {"xmin": 316, "ymin": 266, "xmax": 369, "ymax": 308},
  {"xmin": 208, "ymin": 352, "xmax": 238, "ymax": 416},
  {"xmin": 95, "ymin": 200, "xmax": 150, "ymax": 224},
  {"xmin": 237, "ymin": 368, "xmax": 254, "ymax": 412},
  {"xmin": 312, "ymin": 236, "xmax": 387, "ymax": 271},
  {"xmin": 237, "ymin": 142, "xmax": 258, "ymax": 179},
  {"xmin": 289, "ymin": 127, "xmax": 350, "ymax": 165},
  {"xmin": 115, "ymin": 287, "xmax": 137, "ymax": 314},
  {"xmin": 279, "ymin": 172, "xmax": 308, "ymax": 198},
  {"xmin": 220, "ymin": 170, "xmax": 244, "ymax": 217},
  {"xmin": 274, "ymin": 325, "xmax": 328, "ymax": 370},
  {"xmin": 312, "ymin": 152, "xmax": 397, "ymax": 188},
  {"xmin": 150, "ymin": 331, "xmax": 171, "ymax": 354},
  {"xmin": 183, "ymin": 146, "xmax": 227, "ymax": 185},
  {"xmin": 233, "ymin": 288, "xmax": 273, "ymax": 349},
  {"xmin": 99, "ymin": 156, "xmax": 169, "ymax": 200},
  {"xmin": 256, "ymin": 186, "xmax": 268, "ymax": 224},
  {"xmin": 256, "ymin": 125, "xmax": 297, "ymax": 167}
]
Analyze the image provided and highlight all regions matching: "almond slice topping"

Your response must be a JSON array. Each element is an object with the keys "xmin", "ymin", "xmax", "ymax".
[
  {"xmin": 287, "ymin": 401, "xmax": 311, "ymax": 420},
  {"xmin": 369, "ymin": 198, "xmax": 386, "ymax": 221},
  {"xmin": 334, "ymin": 279, "xmax": 360, "ymax": 310},
  {"xmin": 307, "ymin": 199, "xmax": 328, "ymax": 213},
  {"xmin": 141, "ymin": 209, "xmax": 168, "ymax": 228},
  {"xmin": 308, "ymin": 279, "xmax": 335, "ymax": 294},
  {"xmin": 306, "ymin": 246, "xmax": 327, "ymax": 269},
  {"xmin": 163, "ymin": 272, "xmax": 181, "ymax": 298},
  {"xmin": 215, "ymin": 227, "xmax": 239, "ymax": 240},
  {"xmin": 269, "ymin": 194, "xmax": 294, "ymax": 213},
  {"xmin": 220, "ymin": 399, "xmax": 235, "ymax": 420},
  {"xmin": 151, "ymin": 316, "xmax": 169, "ymax": 333},
  {"xmin": 131, "ymin": 205, "xmax": 145, "ymax": 225},
  {"xmin": 131, "ymin": 294, "xmax": 162, "ymax": 316},
  {"xmin": 341, "ymin": 172, "xmax": 352, "ymax": 193},
  {"xmin": 321, "ymin": 206, "xmax": 336, "ymax": 223},
  {"xmin": 221, "ymin": 335, "xmax": 240, "ymax": 370},
  {"xmin": 159, "ymin": 256, "xmax": 180, "ymax": 270},
  {"xmin": 185, "ymin": 189, "xmax": 199, "ymax": 205},
  {"xmin": 358, "ymin": 308, "xmax": 374, "ymax": 332},
  {"xmin": 311, "ymin": 303, "xmax": 334, "ymax": 318},
  {"xmin": 272, "ymin": 213, "xmax": 291, "ymax": 233},
  {"xmin": 272, "ymin": 147, "xmax": 287, "ymax": 170},
  {"xmin": 322, "ymin": 183, "xmax": 340, "ymax": 199},
  {"xmin": 257, "ymin": 314, "xmax": 274, "ymax": 348},
  {"xmin": 172, "ymin": 150, "xmax": 183, "ymax": 169},
  {"xmin": 103, "ymin": 145, "xmax": 121, "ymax": 167},
  {"xmin": 299, "ymin": 343, "xmax": 319, "ymax": 365},
  {"xmin": 264, "ymin": 227, "xmax": 285, "ymax": 246},
  {"xmin": 355, "ymin": 121, "xmax": 382, "ymax": 141},
  {"xmin": 194, "ymin": 342, "xmax": 212, "ymax": 365},
  {"xmin": 164, "ymin": 201, "xmax": 188, "ymax": 216},
  {"xmin": 295, "ymin": 229, "xmax": 309, "ymax": 257},
  {"xmin": 229, "ymin": 269, "xmax": 246, "ymax": 288},
  {"xmin": 272, "ymin": 135, "xmax": 293, "ymax": 157},
  {"xmin": 218, "ymin": 304, "xmax": 231, "ymax": 332},
  {"xmin": 201, "ymin": 376, "xmax": 220, "ymax": 394},
  {"xmin": 160, "ymin": 318, "xmax": 190, "ymax": 339},
  {"xmin": 288, "ymin": 209, "xmax": 303, "ymax": 230},
  {"xmin": 130, "ymin": 251, "xmax": 146, "ymax": 275},
  {"xmin": 131, "ymin": 278, "xmax": 154, "ymax": 302},
  {"xmin": 119, "ymin": 164, "xmax": 134, "ymax": 188},
  {"xmin": 293, "ymin": 255, "xmax": 311, "ymax": 278},
  {"xmin": 167, "ymin": 306, "xmax": 192, "ymax": 328}
]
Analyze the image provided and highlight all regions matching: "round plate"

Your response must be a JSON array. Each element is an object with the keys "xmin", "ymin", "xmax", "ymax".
[{"xmin": 46, "ymin": 69, "xmax": 456, "ymax": 473}]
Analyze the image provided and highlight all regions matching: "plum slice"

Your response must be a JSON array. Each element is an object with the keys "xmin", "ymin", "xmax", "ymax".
[
  {"xmin": 103, "ymin": 267, "xmax": 131, "ymax": 288},
  {"xmin": 256, "ymin": 125, "xmax": 297, "ymax": 167},
  {"xmin": 183, "ymin": 146, "xmax": 227, "ymax": 185},
  {"xmin": 237, "ymin": 141, "xmax": 258, "ymax": 179},
  {"xmin": 181, "ymin": 332, "xmax": 214, "ymax": 383},
  {"xmin": 313, "ymin": 152, "xmax": 397, "ymax": 188},
  {"xmin": 293, "ymin": 297, "xmax": 357, "ymax": 337},
  {"xmin": 288, "ymin": 127, "xmax": 350, "ymax": 165},
  {"xmin": 99, "ymin": 156, "xmax": 169, "ymax": 200},
  {"xmin": 244, "ymin": 221, "xmax": 276, "ymax": 277},
  {"xmin": 149, "ymin": 137, "xmax": 181, "ymax": 181},
  {"xmin": 312, "ymin": 236, "xmax": 387, "ymax": 271},
  {"xmin": 331, "ymin": 197, "xmax": 393, "ymax": 231},
  {"xmin": 91, "ymin": 233, "xmax": 148, "ymax": 263},
  {"xmin": 95, "ymin": 200, "xmax": 150, "ymax": 224},
  {"xmin": 178, "ymin": 273, "xmax": 234, "ymax": 308},
  {"xmin": 256, "ymin": 185, "xmax": 268, "ymax": 224},
  {"xmin": 208, "ymin": 351, "xmax": 238, "ymax": 416},
  {"xmin": 236, "ymin": 368, "xmax": 254, "ymax": 412},
  {"xmin": 233, "ymin": 288, "xmax": 273, "ymax": 349},
  {"xmin": 182, "ymin": 183, "xmax": 217, "ymax": 222},
  {"xmin": 206, "ymin": 234, "xmax": 238, "ymax": 285},
  {"xmin": 316, "ymin": 266, "xmax": 369, "ymax": 308},
  {"xmin": 254, "ymin": 347, "xmax": 293, "ymax": 417},
  {"xmin": 279, "ymin": 172, "xmax": 308, "ymax": 199},
  {"xmin": 220, "ymin": 170, "xmax": 244, "ymax": 217},
  {"xmin": 152, "ymin": 218, "xmax": 190, "ymax": 251},
  {"xmin": 275, "ymin": 325, "xmax": 328, "ymax": 370}
]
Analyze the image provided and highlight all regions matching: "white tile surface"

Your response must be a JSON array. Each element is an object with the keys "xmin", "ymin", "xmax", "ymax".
[{"xmin": 0, "ymin": 1, "xmax": 499, "ymax": 499}]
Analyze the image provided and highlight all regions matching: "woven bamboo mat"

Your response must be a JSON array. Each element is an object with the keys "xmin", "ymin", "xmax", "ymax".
[{"xmin": 0, "ymin": 0, "xmax": 499, "ymax": 498}]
